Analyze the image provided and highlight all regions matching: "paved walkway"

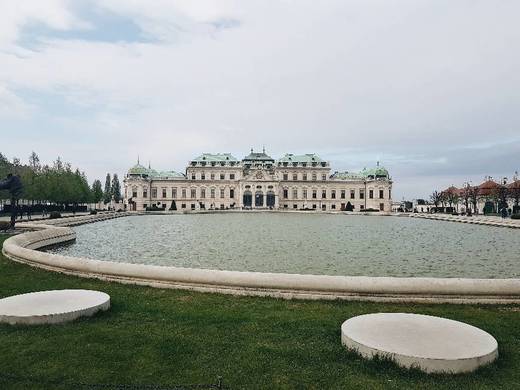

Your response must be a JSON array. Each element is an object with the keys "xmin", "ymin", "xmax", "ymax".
[
  {"xmin": 0, "ymin": 212, "xmax": 90, "ymax": 222},
  {"xmin": 410, "ymin": 213, "xmax": 520, "ymax": 229}
]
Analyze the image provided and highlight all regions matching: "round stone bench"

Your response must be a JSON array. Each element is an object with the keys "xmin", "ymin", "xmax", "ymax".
[
  {"xmin": 0, "ymin": 289, "xmax": 110, "ymax": 325},
  {"xmin": 341, "ymin": 313, "xmax": 498, "ymax": 374}
]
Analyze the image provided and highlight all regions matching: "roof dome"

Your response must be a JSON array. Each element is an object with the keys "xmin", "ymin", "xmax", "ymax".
[
  {"xmin": 362, "ymin": 163, "xmax": 389, "ymax": 179},
  {"xmin": 128, "ymin": 163, "xmax": 149, "ymax": 176}
]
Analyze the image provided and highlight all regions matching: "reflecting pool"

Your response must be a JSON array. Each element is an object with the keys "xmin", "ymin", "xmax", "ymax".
[{"xmin": 48, "ymin": 213, "xmax": 520, "ymax": 278}]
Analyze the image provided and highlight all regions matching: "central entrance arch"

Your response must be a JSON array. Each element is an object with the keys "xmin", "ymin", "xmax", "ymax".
[
  {"xmin": 243, "ymin": 191, "xmax": 252, "ymax": 208},
  {"xmin": 255, "ymin": 191, "xmax": 264, "ymax": 207},
  {"xmin": 266, "ymin": 191, "xmax": 275, "ymax": 208}
]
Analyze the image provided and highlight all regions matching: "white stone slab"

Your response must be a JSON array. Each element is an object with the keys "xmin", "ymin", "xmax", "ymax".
[
  {"xmin": 0, "ymin": 289, "xmax": 110, "ymax": 325},
  {"xmin": 341, "ymin": 313, "xmax": 498, "ymax": 374}
]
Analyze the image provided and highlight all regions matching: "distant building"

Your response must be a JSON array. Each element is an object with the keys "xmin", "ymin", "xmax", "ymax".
[
  {"xmin": 123, "ymin": 149, "xmax": 393, "ymax": 212},
  {"xmin": 434, "ymin": 174, "xmax": 520, "ymax": 214}
]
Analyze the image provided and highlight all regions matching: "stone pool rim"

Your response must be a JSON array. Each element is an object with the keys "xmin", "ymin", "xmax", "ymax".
[{"xmin": 2, "ymin": 214, "xmax": 520, "ymax": 304}]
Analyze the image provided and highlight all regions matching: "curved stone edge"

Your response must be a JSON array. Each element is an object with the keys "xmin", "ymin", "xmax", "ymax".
[
  {"xmin": 0, "ymin": 295, "xmax": 110, "ymax": 325},
  {"xmin": 409, "ymin": 214, "xmax": 520, "ymax": 229},
  {"xmin": 341, "ymin": 323, "xmax": 499, "ymax": 374},
  {"xmin": 2, "ymin": 220, "xmax": 520, "ymax": 304}
]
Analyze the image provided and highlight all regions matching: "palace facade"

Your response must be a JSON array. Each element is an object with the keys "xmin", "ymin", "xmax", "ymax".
[{"xmin": 123, "ymin": 149, "xmax": 392, "ymax": 212}]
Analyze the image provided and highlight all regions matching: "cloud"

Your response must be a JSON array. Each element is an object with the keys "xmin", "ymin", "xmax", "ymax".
[{"xmin": 0, "ymin": 0, "xmax": 519, "ymax": 199}]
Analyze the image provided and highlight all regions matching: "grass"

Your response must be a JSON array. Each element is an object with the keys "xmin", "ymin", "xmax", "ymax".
[{"xmin": 0, "ymin": 235, "xmax": 519, "ymax": 389}]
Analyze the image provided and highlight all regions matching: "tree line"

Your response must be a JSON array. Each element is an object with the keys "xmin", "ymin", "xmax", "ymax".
[
  {"xmin": 0, "ymin": 151, "xmax": 122, "ymax": 207},
  {"xmin": 430, "ymin": 181, "xmax": 520, "ymax": 214}
]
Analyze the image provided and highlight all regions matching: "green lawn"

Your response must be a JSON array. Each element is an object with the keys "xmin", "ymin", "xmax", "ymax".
[{"xmin": 0, "ymin": 235, "xmax": 519, "ymax": 389}]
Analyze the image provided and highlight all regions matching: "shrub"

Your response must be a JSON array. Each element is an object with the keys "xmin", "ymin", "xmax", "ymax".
[
  {"xmin": 511, "ymin": 214, "xmax": 520, "ymax": 219},
  {"xmin": 117, "ymin": 209, "xmax": 123, "ymax": 212},
  {"xmin": 452, "ymin": 212, "xmax": 459, "ymax": 216},
  {"xmin": 0, "ymin": 221, "xmax": 11, "ymax": 231},
  {"xmin": 90, "ymin": 210, "xmax": 98, "ymax": 215},
  {"xmin": 49, "ymin": 211, "xmax": 62, "ymax": 219}
]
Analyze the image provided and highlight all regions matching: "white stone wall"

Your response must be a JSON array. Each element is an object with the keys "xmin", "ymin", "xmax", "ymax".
[{"xmin": 124, "ymin": 164, "xmax": 392, "ymax": 212}]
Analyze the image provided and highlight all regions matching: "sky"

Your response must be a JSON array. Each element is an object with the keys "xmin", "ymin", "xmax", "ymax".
[{"xmin": 0, "ymin": 0, "xmax": 519, "ymax": 200}]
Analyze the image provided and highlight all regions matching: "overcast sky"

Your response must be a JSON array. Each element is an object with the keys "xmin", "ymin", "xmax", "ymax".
[{"xmin": 1, "ymin": 0, "xmax": 519, "ymax": 199}]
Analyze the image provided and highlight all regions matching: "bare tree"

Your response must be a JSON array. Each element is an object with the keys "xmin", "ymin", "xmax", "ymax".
[
  {"xmin": 461, "ymin": 183, "xmax": 472, "ymax": 214},
  {"xmin": 511, "ymin": 183, "xmax": 520, "ymax": 214},
  {"xmin": 430, "ymin": 190, "xmax": 442, "ymax": 213},
  {"xmin": 493, "ymin": 184, "xmax": 509, "ymax": 212},
  {"xmin": 468, "ymin": 186, "xmax": 480, "ymax": 214}
]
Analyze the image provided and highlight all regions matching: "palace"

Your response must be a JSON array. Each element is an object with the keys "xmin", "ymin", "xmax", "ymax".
[{"xmin": 123, "ymin": 149, "xmax": 392, "ymax": 212}]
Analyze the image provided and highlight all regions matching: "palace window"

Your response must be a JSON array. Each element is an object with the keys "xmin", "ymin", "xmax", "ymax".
[
  {"xmin": 369, "ymin": 189, "xmax": 374, "ymax": 199},
  {"xmin": 211, "ymin": 173, "xmax": 215, "ymax": 180},
  {"xmin": 201, "ymin": 173, "xmax": 205, "ymax": 180},
  {"xmin": 322, "ymin": 190, "xmax": 326, "ymax": 199},
  {"xmin": 331, "ymin": 190, "xmax": 336, "ymax": 199},
  {"xmin": 341, "ymin": 190, "xmax": 345, "ymax": 199},
  {"xmin": 379, "ymin": 189, "xmax": 384, "ymax": 199},
  {"xmin": 312, "ymin": 173, "xmax": 317, "ymax": 181},
  {"xmin": 379, "ymin": 203, "xmax": 385, "ymax": 211},
  {"xmin": 191, "ymin": 189, "xmax": 196, "ymax": 198},
  {"xmin": 360, "ymin": 205, "xmax": 365, "ymax": 210},
  {"xmin": 151, "ymin": 188, "xmax": 157, "ymax": 198},
  {"xmin": 230, "ymin": 174, "xmax": 235, "ymax": 180},
  {"xmin": 162, "ymin": 188, "xmax": 167, "ymax": 198},
  {"xmin": 132, "ymin": 188, "xmax": 137, "ymax": 198},
  {"xmin": 312, "ymin": 190, "xmax": 317, "ymax": 199},
  {"xmin": 389, "ymin": 189, "xmax": 392, "ymax": 199},
  {"xmin": 191, "ymin": 204, "xmax": 196, "ymax": 210},
  {"xmin": 303, "ymin": 189, "xmax": 308, "ymax": 199},
  {"xmin": 220, "ymin": 173, "xmax": 225, "ymax": 180},
  {"xmin": 172, "ymin": 188, "xmax": 176, "ymax": 198},
  {"xmin": 230, "ymin": 189, "xmax": 235, "ymax": 198},
  {"xmin": 191, "ymin": 173, "xmax": 196, "ymax": 180},
  {"xmin": 283, "ymin": 173, "xmax": 288, "ymax": 181},
  {"xmin": 143, "ymin": 204, "xmax": 147, "ymax": 209},
  {"xmin": 293, "ymin": 173, "xmax": 297, "ymax": 180},
  {"xmin": 181, "ymin": 203, "xmax": 186, "ymax": 209},
  {"xmin": 312, "ymin": 204, "xmax": 317, "ymax": 209},
  {"xmin": 322, "ymin": 174, "xmax": 327, "ymax": 181},
  {"xmin": 331, "ymin": 204, "xmax": 336, "ymax": 209},
  {"xmin": 220, "ymin": 188, "xmax": 225, "ymax": 198},
  {"xmin": 201, "ymin": 188, "xmax": 206, "ymax": 198},
  {"xmin": 181, "ymin": 188, "xmax": 186, "ymax": 198},
  {"xmin": 211, "ymin": 188, "xmax": 215, "ymax": 198},
  {"xmin": 293, "ymin": 204, "xmax": 297, "ymax": 209},
  {"xmin": 303, "ymin": 173, "xmax": 307, "ymax": 181},
  {"xmin": 143, "ymin": 189, "xmax": 148, "ymax": 198},
  {"xmin": 322, "ymin": 204, "xmax": 326, "ymax": 210},
  {"xmin": 283, "ymin": 189, "xmax": 288, "ymax": 199},
  {"xmin": 360, "ymin": 190, "xmax": 365, "ymax": 199},
  {"xmin": 350, "ymin": 189, "xmax": 355, "ymax": 199},
  {"xmin": 293, "ymin": 188, "xmax": 298, "ymax": 199}
]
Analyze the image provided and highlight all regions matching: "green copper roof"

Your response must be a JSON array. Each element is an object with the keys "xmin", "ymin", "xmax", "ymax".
[
  {"xmin": 192, "ymin": 153, "xmax": 238, "ymax": 162},
  {"xmin": 128, "ymin": 163, "xmax": 149, "ymax": 175},
  {"xmin": 153, "ymin": 171, "xmax": 185, "ymax": 179},
  {"xmin": 242, "ymin": 149, "xmax": 274, "ymax": 161},
  {"xmin": 277, "ymin": 153, "xmax": 324, "ymax": 163},
  {"xmin": 361, "ymin": 163, "xmax": 390, "ymax": 178},
  {"xmin": 330, "ymin": 171, "xmax": 364, "ymax": 180}
]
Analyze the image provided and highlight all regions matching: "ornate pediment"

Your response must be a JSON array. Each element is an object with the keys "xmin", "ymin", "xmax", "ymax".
[{"xmin": 243, "ymin": 168, "xmax": 278, "ymax": 182}]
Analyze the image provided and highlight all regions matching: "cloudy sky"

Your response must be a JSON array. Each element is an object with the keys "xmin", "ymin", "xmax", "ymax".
[{"xmin": 1, "ymin": 0, "xmax": 519, "ymax": 199}]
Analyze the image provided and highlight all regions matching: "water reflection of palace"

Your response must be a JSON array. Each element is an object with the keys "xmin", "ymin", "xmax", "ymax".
[{"xmin": 123, "ymin": 149, "xmax": 392, "ymax": 212}]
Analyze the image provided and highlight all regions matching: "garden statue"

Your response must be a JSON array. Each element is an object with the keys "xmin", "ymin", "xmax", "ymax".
[{"xmin": 0, "ymin": 173, "xmax": 24, "ymax": 229}]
